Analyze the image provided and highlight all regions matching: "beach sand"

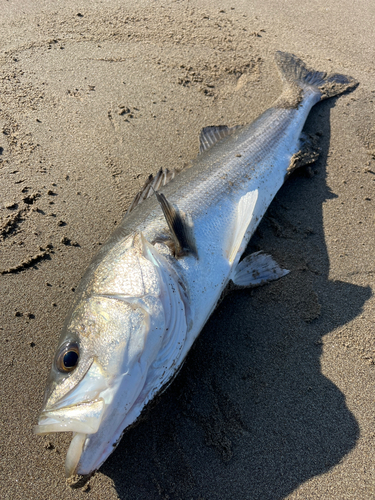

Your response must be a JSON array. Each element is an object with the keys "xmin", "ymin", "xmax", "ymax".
[{"xmin": 1, "ymin": 1, "xmax": 374, "ymax": 498}]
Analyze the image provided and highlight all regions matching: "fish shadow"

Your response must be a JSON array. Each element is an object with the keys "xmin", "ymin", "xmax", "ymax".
[{"xmin": 99, "ymin": 99, "xmax": 371, "ymax": 499}]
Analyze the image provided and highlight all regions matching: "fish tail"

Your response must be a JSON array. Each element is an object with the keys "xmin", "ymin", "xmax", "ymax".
[{"xmin": 275, "ymin": 51, "xmax": 358, "ymax": 101}]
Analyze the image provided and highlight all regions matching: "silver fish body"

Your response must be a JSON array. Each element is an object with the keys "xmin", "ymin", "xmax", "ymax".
[{"xmin": 35, "ymin": 52, "xmax": 357, "ymax": 476}]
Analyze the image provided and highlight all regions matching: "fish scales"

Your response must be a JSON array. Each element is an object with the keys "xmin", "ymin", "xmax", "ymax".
[{"xmin": 34, "ymin": 52, "xmax": 358, "ymax": 477}]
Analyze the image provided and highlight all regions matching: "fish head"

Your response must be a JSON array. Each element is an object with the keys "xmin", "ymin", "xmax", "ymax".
[{"xmin": 34, "ymin": 234, "xmax": 170, "ymax": 477}]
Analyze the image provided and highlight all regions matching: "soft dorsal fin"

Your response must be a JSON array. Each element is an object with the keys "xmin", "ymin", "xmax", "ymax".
[
  {"xmin": 199, "ymin": 125, "xmax": 241, "ymax": 153},
  {"xmin": 126, "ymin": 168, "xmax": 178, "ymax": 215},
  {"xmin": 154, "ymin": 192, "xmax": 198, "ymax": 259}
]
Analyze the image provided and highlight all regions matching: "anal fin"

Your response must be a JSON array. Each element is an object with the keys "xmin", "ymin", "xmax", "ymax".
[
  {"xmin": 231, "ymin": 251, "xmax": 289, "ymax": 287},
  {"xmin": 287, "ymin": 133, "xmax": 321, "ymax": 176}
]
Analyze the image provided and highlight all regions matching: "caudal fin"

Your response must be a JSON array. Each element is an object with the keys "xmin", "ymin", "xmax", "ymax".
[{"xmin": 275, "ymin": 51, "xmax": 358, "ymax": 100}]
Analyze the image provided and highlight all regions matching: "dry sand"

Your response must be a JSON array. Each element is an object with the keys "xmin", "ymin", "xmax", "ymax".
[{"xmin": 1, "ymin": 1, "xmax": 374, "ymax": 498}]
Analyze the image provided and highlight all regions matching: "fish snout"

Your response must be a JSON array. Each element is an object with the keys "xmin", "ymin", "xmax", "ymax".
[{"xmin": 34, "ymin": 398, "xmax": 106, "ymax": 436}]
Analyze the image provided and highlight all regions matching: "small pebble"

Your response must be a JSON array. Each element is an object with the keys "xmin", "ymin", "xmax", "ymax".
[{"xmin": 61, "ymin": 236, "xmax": 70, "ymax": 245}]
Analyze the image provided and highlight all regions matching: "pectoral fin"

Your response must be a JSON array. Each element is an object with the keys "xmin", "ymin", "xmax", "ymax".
[
  {"xmin": 155, "ymin": 192, "xmax": 198, "ymax": 258},
  {"xmin": 231, "ymin": 251, "xmax": 289, "ymax": 287}
]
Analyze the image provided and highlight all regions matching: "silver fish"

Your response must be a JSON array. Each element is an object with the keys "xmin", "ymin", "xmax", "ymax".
[{"xmin": 34, "ymin": 52, "xmax": 357, "ymax": 477}]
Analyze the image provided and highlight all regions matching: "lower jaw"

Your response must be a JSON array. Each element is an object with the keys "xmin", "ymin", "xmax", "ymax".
[{"xmin": 65, "ymin": 432, "xmax": 87, "ymax": 477}]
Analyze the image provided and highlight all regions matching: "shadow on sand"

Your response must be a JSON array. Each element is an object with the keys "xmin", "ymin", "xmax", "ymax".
[{"xmin": 97, "ymin": 98, "xmax": 371, "ymax": 499}]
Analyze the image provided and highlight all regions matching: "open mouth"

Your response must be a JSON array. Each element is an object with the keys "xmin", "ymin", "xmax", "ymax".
[
  {"xmin": 34, "ymin": 398, "xmax": 106, "ymax": 477},
  {"xmin": 34, "ymin": 357, "xmax": 112, "ymax": 476},
  {"xmin": 34, "ymin": 359, "xmax": 130, "ymax": 477}
]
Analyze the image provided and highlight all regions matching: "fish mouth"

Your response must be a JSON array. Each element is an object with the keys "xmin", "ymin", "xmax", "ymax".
[
  {"xmin": 34, "ymin": 360, "xmax": 131, "ymax": 477},
  {"xmin": 34, "ymin": 398, "xmax": 106, "ymax": 477},
  {"xmin": 34, "ymin": 360, "xmax": 110, "ymax": 476}
]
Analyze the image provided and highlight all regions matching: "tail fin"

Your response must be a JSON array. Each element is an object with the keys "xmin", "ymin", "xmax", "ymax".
[{"xmin": 275, "ymin": 51, "xmax": 358, "ymax": 100}]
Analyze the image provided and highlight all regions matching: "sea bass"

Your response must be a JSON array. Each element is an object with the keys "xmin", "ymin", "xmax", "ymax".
[{"xmin": 34, "ymin": 52, "xmax": 357, "ymax": 477}]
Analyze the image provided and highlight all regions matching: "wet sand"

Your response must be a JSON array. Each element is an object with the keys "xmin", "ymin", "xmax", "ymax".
[{"xmin": 1, "ymin": 1, "xmax": 374, "ymax": 498}]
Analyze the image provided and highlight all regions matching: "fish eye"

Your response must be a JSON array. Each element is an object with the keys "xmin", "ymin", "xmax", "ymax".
[{"xmin": 56, "ymin": 343, "xmax": 79, "ymax": 373}]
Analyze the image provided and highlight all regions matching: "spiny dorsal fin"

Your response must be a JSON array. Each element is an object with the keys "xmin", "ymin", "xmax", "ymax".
[
  {"xmin": 126, "ymin": 168, "xmax": 177, "ymax": 215},
  {"xmin": 199, "ymin": 125, "xmax": 241, "ymax": 154},
  {"xmin": 154, "ymin": 192, "xmax": 197, "ymax": 259}
]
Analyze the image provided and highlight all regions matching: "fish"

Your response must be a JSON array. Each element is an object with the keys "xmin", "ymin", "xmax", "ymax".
[{"xmin": 34, "ymin": 52, "xmax": 358, "ymax": 477}]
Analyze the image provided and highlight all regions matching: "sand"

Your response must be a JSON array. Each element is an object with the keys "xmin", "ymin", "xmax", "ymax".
[{"xmin": 1, "ymin": 1, "xmax": 374, "ymax": 498}]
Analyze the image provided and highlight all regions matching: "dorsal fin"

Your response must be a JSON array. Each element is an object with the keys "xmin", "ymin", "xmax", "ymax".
[
  {"xmin": 199, "ymin": 125, "xmax": 241, "ymax": 153},
  {"xmin": 126, "ymin": 168, "xmax": 177, "ymax": 215},
  {"xmin": 154, "ymin": 192, "xmax": 197, "ymax": 259}
]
